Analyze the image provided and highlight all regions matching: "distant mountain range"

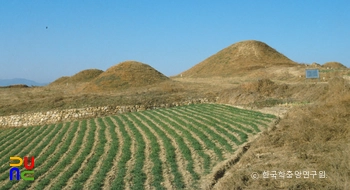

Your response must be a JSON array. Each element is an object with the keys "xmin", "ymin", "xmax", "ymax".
[{"xmin": 0, "ymin": 78, "xmax": 47, "ymax": 86}]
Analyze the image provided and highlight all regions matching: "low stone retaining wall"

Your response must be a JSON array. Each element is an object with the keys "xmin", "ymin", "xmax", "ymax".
[{"xmin": 0, "ymin": 98, "xmax": 212, "ymax": 127}]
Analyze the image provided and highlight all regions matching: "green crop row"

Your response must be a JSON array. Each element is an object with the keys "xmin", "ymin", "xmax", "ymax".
[
  {"xmin": 151, "ymin": 109, "xmax": 211, "ymax": 173},
  {"xmin": 0, "ymin": 127, "xmax": 29, "ymax": 150},
  {"xmin": 38, "ymin": 121, "xmax": 87, "ymax": 190},
  {"xmin": 70, "ymin": 119, "xmax": 106, "ymax": 190},
  {"xmin": 0, "ymin": 103, "xmax": 277, "ymax": 189},
  {"xmin": 14, "ymin": 122, "xmax": 75, "ymax": 190},
  {"xmin": 180, "ymin": 106, "xmax": 251, "ymax": 142},
  {"xmin": 88, "ymin": 118, "xmax": 119, "ymax": 190},
  {"xmin": 142, "ymin": 111, "xmax": 200, "ymax": 181},
  {"xmin": 126, "ymin": 113, "xmax": 165, "ymax": 190},
  {"xmin": 50, "ymin": 120, "xmax": 95, "ymax": 190},
  {"xmin": 110, "ymin": 115, "xmax": 132, "ymax": 190},
  {"xmin": 29, "ymin": 122, "xmax": 80, "ymax": 189},
  {"xmin": 2, "ymin": 123, "xmax": 69, "ymax": 190},
  {"xmin": 157, "ymin": 108, "xmax": 224, "ymax": 161},
  {"xmin": 175, "ymin": 107, "xmax": 241, "ymax": 148},
  {"xmin": 135, "ymin": 112, "xmax": 185, "ymax": 189},
  {"xmin": 120, "ymin": 114, "xmax": 147, "ymax": 190},
  {"xmin": 0, "ymin": 124, "xmax": 52, "ymax": 184}
]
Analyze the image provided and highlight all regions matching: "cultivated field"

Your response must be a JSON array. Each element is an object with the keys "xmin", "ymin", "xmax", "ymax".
[{"xmin": 0, "ymin": 103, "xmax": 276, "ymax": 190}]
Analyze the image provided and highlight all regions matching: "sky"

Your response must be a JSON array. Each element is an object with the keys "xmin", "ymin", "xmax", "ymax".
[{"xmin": 1, "ymin": 0, "xmax": 349, "ymax": 83}]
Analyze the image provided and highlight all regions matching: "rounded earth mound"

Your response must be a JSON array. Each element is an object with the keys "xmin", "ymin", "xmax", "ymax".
[
  {"xmin": 85, "ymin": 61, "xmax": 169, "ymax": 91},
  {"xmin": 180, "ymin": 40, "xmax": 296, "ymax": 77}
]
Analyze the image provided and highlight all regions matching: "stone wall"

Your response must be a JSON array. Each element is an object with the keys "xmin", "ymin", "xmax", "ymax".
[{"xmin": 0, "ymin": 98, "xmax": 212, "ymax": 128}]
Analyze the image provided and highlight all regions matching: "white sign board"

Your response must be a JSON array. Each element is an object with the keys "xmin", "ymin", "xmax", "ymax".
[{"xmin": 305, "ymin": 69, "xmax": 319, "ymax": 79}]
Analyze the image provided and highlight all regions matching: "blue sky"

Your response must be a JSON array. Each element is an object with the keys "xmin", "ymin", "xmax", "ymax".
[{"xmin": 1, "ymin": 1, "xmax": 349, "ymax": 83}]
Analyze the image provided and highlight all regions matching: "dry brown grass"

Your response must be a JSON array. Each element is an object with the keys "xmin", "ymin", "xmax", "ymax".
[
  {"xmin": 322, "ymin": 61, "xmax": 347, "ymax": 69},
  {"xmin": 179, "ymin": 40, "xmax": 296, "ymax": 78},
  {"xmin": 208, "ymin": 77, "xmax": 350, "ymax": 189},
  {"xmin": 49, "ymin": 69, "xmax": 103, "ymax": 86},
  {"xmin": 84, "ymin": 61, "xmax": 169, "ymax": 91}
]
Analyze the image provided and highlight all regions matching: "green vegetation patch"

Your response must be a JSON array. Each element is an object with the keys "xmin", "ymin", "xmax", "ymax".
[{"xmin": 0, "ymin": 103, "xmax": 276, "ymax": 189}]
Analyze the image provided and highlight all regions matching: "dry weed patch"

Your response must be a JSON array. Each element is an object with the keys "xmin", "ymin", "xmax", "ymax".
[{"xmin": 211, "ymin": 77, "xmax": 350, "ymax": 189}]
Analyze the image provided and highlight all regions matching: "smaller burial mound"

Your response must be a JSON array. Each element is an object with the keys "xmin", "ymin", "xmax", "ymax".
[
  {"xmin": 85, "ymin": 61, "xmax": 169, "ymax": 91},
  {"xmin": 323, "ymin": 62, "xmax": 347, "ymax": 69},
  {"xmin": 49, "ymin": 69, "xmax": 103, "ymax": 86}
]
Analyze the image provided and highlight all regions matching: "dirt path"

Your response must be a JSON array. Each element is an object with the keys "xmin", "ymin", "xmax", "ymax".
[
  {"xmin": 102, "ymin": 117, "xmax": 123, "ymax": 189},
  {"xmin": 82, "ymin": 118, "xmax": 110, "ymax": 189},
  {"xmin": 132, "ymin": 113, "xmax": 173, "ymax": 189},
  {"xmin": 62, "ymin": 120, "xmax": 98, "ymax": 190}
]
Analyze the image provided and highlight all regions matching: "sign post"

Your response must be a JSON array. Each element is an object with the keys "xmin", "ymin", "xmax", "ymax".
[{"xmin": 305, "ymin": 69, "xmax": 320, "ymax": 82}]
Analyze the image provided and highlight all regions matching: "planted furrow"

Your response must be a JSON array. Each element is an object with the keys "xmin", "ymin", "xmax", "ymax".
[
  {"xmin": 178, "ymin": 106, "xmax": 250, "ymax": 143},
  {"xmin": 121, "ymin": 114, "xmax": 147, "ymax": 190},
  {"xmin": 167, "ymin": 108, "xmax": 228, "ymax": 160},
  {"xmin": 205, "ymin": 104, "xmax": 275, "ymax": 122},
  {"xmin": 142, "ymin": 111, "xmax": 200, "ymax": 184},
  {"xmin": 136, "ymin": 112, "xmax": 186, "ymax": 189},
  {"xmin": 156, "ymin": 108, "xmax": 223, "ymax": 162},
  {"xmin": 175, "ymin": 107, "xmax": 239, "ymax": 151},
  {"xmin": 0, "ymin": 124, "xmax": 52, "ymax": 185},
  {"xmin": 43, "ymin": 120, "xmax": 89, "ymax": 190},
  {"xmin": 183, "ymin": 105, "xmax": 256, "ymax": 134},
  {"xmin": 0, "ymin": 126, "xmax": 37, "ymax": 165},
  {"xmin": 117, "ymin": 114, "xmax": 142, "ymax": 190},
  {"xmin": 82, "ymin": 118, "xmax": 109, "ymax": 190},
  {"xmin": 102, "ymin": 117, "xmax": 124, "ymax": 190},
  {"xmin": 130, "ymin": 113, "xmax": 169, "ymax": 190},
  {"xmin": 147, "ymin": 110, "xmax": 204, "ymax": 178},
  {"xmin": 200, "ymin": 105, "xmax": 274, "ymax": 131},
  {"xmin": 9, "ymin": 122, "xmax": 73, "ymax": 190},
  {"xmin": 152, "ymin": 109, "xmax": 212, "ymax": 173},
  {"xmin": 0, "ymin": 127, "xmax": 28, "ymax": 149},
  {"xmin": 68, "ymin": 119, "xmax": 105, "ymax": 190},
  {"xmin": 23, "ymin": 123, "xmax": 65, "ymax": 161},
  {"xmin": 0, "ymin": 124, "xmax": 55, "ymax": 189},
  {"xmin": 88, "ymin": 118, "xmax": 118, "ymax": 190},
  {"xmin": 29, "ymin": 121, "xmax": 81, "ymax": 189},
  {"xmin": 62, "ymin": 119, "xmax": 97, "ymax": 190},
  {"xmin": 0, "ymin": 128, "xmax": 9, "ymax": 135},
  {"xmin": 110, "ymin": 116, "xmax": 132, "ymax": 190},
  {"xmin": 123, "ymin": 114, "xmax": 156, "ymax": 190}
]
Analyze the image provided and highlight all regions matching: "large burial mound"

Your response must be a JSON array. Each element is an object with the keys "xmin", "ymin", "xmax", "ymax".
[
  {"xmin": 180, "ymin": 40, "xmax": 296, "ymax": 77},
  {"xmin": 50, "ymin": 69, "xmax": 103, "ymax": 86},
  {"xmin": 85, "ymin": 61, "xmax": 169, "ymax": 91},
  {"xmin": 323, "ymin": 61, "xmax": 347, "ymax": 69}
]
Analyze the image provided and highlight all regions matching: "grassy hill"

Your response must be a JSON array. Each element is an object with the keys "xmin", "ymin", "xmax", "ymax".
[
  {"xmin": 180, "ymin": 40, "xmax": 296, "ymax": 77},
  {"xmin": 50, "ymin": 69, "xmax": 103, "ymax": 86},
  {"xmin": 84, "ymin": 61, "xmax": 169, "ymax": 91},
  {"xmin": 322, "ymin": 61, "xmax": 347, "ymax": 69}
]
